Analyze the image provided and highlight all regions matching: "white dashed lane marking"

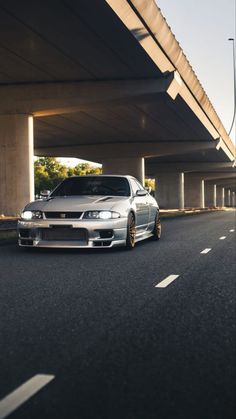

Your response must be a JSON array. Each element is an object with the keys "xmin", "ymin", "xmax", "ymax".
[
  {"xmin": 0, "ymin": 374, "xmax": 55, "ymax": 419},
  {"xmin": 200, "ymin": 248, "xmax": 211, "ymax": 254},
  {"xmin": 155, "ymin": 274, "xmax": 179, "ymax": 288},
  {"xmin": 155, "ymin": 227, "xmax": 234, "ymax": 290}
]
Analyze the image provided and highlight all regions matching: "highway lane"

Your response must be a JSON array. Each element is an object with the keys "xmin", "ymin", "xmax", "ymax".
[{"xmin": 0, "ymin": 210, "xmax": 235, "ymax": 419}]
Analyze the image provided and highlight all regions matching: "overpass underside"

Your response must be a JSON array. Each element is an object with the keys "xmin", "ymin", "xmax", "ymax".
[{"xmin": 0, "ymin": 0, "xmax": 235, "ymax": 215}]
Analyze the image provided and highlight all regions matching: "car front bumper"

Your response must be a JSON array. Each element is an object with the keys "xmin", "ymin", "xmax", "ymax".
[{"xmin": 18, "ymin": 218, "xmax": 128, "ymax": 248}]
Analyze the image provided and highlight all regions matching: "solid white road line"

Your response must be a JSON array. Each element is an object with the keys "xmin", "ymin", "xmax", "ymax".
[
  {"xmin": 0, "ymin": 374, "xmax": 55, "ymax": 419},
  {"xmin": 229, "ymin": 229, "xmax": 235, "ymax": 232},
  {"xmin": 155, "ymin": 274, "xmax": 179, "ymax": 288},
  {"xmin": 200, "ymin": 248, "xmax": 212, "ymax": 254},
  {"xmin": 219, "ymin": 236, "xmax": 226, "ymax": 240}
]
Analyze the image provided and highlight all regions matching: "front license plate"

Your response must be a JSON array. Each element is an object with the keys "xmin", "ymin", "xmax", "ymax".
[{"xmin": 41, "ymin": 227, "xmax": 87, "ymax": 241}]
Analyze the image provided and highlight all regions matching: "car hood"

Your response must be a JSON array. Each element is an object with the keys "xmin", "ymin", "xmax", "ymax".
[{"xmin": 24, "ymin": 195, "xmax": 130, "ymax": 212}]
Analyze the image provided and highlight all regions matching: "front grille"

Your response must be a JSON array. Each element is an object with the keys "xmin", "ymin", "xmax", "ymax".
[
  {"xmin": 41, "ymin": 227, "xmax": 87, "ymax": 241},
  {"xmin": 44, "ymin": 212, "xmax": 83, "ymax": 219},
  {"xmin": 19, "ymin": 229, "xmax": 36, "ymax": 239},
  {"xmin": 19, "ymin": 229, "xmax": 30, "ymax": 238}
]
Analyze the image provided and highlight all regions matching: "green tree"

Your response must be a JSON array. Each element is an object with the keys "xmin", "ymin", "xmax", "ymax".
[
  {"xmin": 34, "ymin": 157, "xmax": 68, "ymax": 194},
  {"xmin": 145, "ymin": 178, "xmax": 155, "ymax": 193},
  {"xmin": 73, "ymin": 163, "xmax": 101, "ymax": 176},
  {"xmin": 34, "ymin": 157, "xmax": 102, "ymax": 195}
]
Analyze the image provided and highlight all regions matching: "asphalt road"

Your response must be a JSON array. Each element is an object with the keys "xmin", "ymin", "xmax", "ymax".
[{"xmin": 0, "ymin": 210, "xmax": 236, "ymax": 419}]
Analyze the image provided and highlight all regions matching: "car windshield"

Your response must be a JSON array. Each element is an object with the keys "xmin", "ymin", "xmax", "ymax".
[{"xmin": 51, "ymin": 176, "xmax": 131, "ymax": 197}]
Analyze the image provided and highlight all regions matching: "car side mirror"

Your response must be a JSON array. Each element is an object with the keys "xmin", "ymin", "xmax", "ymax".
[
  {"xmin": 40, "ymin": 190, "xmax": 51, "ymax": 198},
  {"xmin": 136, "ymin": 189, "xmax": 148, "ymax": 197}
]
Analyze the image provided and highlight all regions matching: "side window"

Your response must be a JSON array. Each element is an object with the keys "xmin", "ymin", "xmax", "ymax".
[{"xmin": 130, "ymin": 179, "xmax": 140, "ymax": 195}]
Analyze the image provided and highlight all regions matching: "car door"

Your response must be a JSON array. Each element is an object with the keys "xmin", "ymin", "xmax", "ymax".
[
  {"xmin": 146, "ymin": 192, "xmax": 158, "ymax": 229},
  {"xmin": 130, "ymin": 179, "xmax": 149, "ymax": 233}
]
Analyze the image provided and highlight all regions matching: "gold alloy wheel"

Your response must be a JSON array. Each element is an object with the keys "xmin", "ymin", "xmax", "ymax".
[
  {"xmin": 153, "ymin": 214, "xmax": 161, "ymax": 240},
  {"xmin": 126, "ymin": 213, "xmax": 136, "ymax": 249}
]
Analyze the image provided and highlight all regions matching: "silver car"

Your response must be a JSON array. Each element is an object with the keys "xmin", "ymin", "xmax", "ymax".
[{"xmin": 18, "ymin": 175, "xmax": 161, "ymax": 249}]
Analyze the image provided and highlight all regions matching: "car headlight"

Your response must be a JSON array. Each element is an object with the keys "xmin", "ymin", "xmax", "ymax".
[
  {"xmin": 83, "ymin": 211, "xmax": 120, "ymax": 220},
  {"xmin": 21, "ymin": 210, "xmax": 43, "ymax": 220}
]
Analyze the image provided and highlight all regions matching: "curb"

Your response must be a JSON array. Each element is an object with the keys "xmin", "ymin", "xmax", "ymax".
[
  {"xmin": 159, "ymin": 208, "xmax": 224, "ymax": 220},
  {"xmin": 0, "ymin": 229, "xmax": 18, "ymax": 245}
]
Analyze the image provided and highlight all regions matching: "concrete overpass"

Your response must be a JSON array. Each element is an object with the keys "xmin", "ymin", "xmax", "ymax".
[{"xmin": 0, "ymin": 0, "xmax": 235, "ymax": 215}]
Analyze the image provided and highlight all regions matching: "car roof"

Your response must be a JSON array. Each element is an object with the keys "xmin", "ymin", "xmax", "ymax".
[{"xmin": 68, "ymin": 175, "xmax": 135, "ymax": 179}]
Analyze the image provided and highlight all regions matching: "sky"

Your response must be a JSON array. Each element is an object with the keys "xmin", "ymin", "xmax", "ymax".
[
  {"xmin": 57, "ymin": 157, "xmax": 101, "ymax": 168},
  {"xmin": 156, "ymin": 0, "xmax": 236, "ymax": 144}
]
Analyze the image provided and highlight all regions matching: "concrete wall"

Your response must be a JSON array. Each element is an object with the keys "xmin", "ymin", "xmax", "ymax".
[
  {"xmin": 205, "ymin": 183, "xmax": 217, "ymax": 208},
  {"xmin": 155, "ymin": 172, "xmax": 184, "ymax": 209},
  {"xmin": 102, "ymin": 157, "xmax": 145, "ymax": 185},
  {"xmin": 184, "ymin": 175, "xmax": 204, "ymax": 208}
]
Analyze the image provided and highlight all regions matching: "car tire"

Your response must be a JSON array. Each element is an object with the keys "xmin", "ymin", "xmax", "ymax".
[
  {"xmin": 126, "ymin": 212, "xmax": 136, "ymax": 249},
  {"xmin": 153, "ymin": 213, "xmax": 161, "ymax": 240}
]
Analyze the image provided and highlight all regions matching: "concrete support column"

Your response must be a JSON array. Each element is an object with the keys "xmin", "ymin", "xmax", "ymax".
[
  {"xmin": 205, "ymin": 183, "xmax": 217, "ymax": 208},
  {"xmin": 213, "ymin": 184, "xmax": 217, "ymax": 208},
  {"xmin": 216, "ymin": 187, "xmax": 225, "ymax": 207},
  {"xmin": 222, "ymin": 187, "xmax": 225, "ymax": 207},
  {"xmin": 155, "ymin": 172, "xmax": 184, "ymax": 209},
  {"xmin": 226, "ymin": 189, "xmax": 231, "ymax": 207},
  {"xmin": 201, "ymin": 179, "xmax": 205, "ymax": 208},
  {"xmin": 0, "ymin": 114, "xmax": 34, "ymax": 215},
  {"xmin": 184, "ymin": 175, "xmax": 205, "ymax": 208},
  {"xmin": 232, "ymin": 192, "xmax": 236, "ymax": 207},
  {"xmin": 102, "ymin": 157, "xmax": 145, "ymax": 185}
]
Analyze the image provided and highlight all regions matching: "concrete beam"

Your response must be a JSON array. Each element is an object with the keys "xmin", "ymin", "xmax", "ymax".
[
  {"xmin": 200, "ymin": 172, "xmax": 236, "ymax": 181},
  {"xmin": 146, "ymin": 162, "xmax": 234, "ymax": 175},
  {"xmin": 102, "ymin": 157, "xmax": 145, "ymax": 185},
  {"xmin": 216, "ymin": 138, "xmax": 236, "ymax": 162},
  {"xmin": 35, "ymin": 140, "xmax": 218, "ymax": 160},
  {"xmin": 0, "ymin": 73, "xmax": 178, "ymax": 117},
  {"xmin": 206, "ymin": 178, "xmax": 236, "ymax": 187},
  {"xmin": 106, "ymin": 0, "xmax": 235, "ymax": 158}
]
